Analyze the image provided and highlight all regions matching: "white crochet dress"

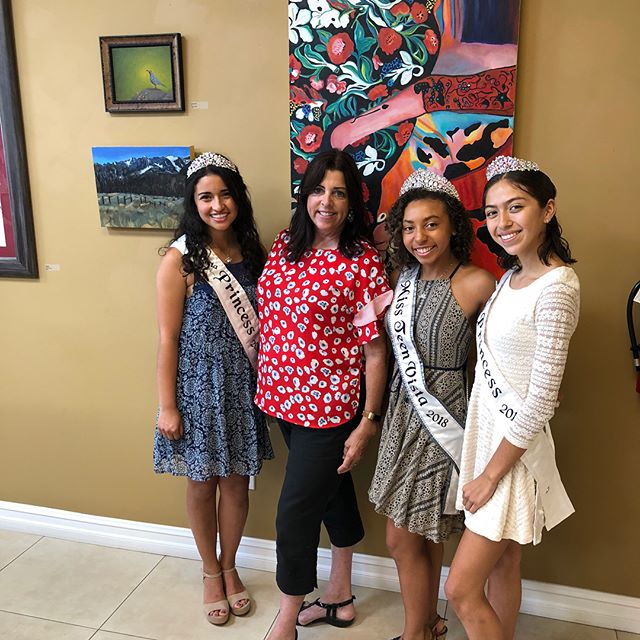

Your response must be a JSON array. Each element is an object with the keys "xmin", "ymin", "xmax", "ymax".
[{"xmin": 457, "ymin": 267, "xmax": 580, "ymax": 544}]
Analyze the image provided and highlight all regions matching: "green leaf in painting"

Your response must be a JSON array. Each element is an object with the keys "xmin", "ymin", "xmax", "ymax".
[
  {"xmin": 290, "ymin": 119, "xmax": 305, "ymax": 135},
  {"xmin": 316, "ymin": 29, "xmax": 332, "ymax": 46},
  {"xmin": 360, "ymin": 57, "xmax": 373, "ymax": 82},
  {"xmin": 354, "ymin": 21, "xmax": 365, "ymax": 48}
]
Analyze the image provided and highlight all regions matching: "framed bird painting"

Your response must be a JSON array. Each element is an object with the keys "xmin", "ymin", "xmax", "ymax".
[{"xmin": 99, "ymin": 33, "xmax": 184, "ymax": 113}]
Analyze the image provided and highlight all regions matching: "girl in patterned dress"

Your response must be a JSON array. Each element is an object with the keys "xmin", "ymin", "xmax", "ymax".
[
  {"xmin": 369, "ymin": 170, "xmax": 494, "ymax": 640},
  {"xmin": 154, "ymin": 152, "xmax": 273, "ymax": 626},
  {"xmin": 445, "ymin": 157, "xmax": 580, "ymax": 640},
  {"xmin": 257, "ymin": 150, "xmax": 392, "ymax": 640}
]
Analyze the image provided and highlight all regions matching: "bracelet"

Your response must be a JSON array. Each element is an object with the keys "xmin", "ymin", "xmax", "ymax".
[{"xmin": 362, "ymin": 409, "xmax": 381, "ymax": 422}]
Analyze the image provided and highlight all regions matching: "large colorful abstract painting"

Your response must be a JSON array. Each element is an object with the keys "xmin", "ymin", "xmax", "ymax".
[{"xmin": 288, "ymin": 0, "xmax": 521, "ymax": 275}]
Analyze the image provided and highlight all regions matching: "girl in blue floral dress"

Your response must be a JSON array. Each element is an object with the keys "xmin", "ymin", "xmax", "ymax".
[{"xmin": 154, "ymin": 152, "xmax": 273, "ymax": 626}]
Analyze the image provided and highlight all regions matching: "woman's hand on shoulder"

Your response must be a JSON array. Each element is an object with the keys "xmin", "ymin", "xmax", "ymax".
[{"xmin": 157, "ymin": 406, "xmax": 184, "ymax": 440}]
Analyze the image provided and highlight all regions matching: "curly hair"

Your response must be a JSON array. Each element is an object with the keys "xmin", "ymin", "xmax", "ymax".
[
  {"xmin": 286, "ymin": 149, "xmax": 373, "ymax": 262},
  {"xmin": 387, "ymin": 189, "xmax": 474, "ymax": 272},
  {"xmin": 161, "ymin": 162, "xmax": 266, "ymax": 281},
  {"xmin": 483, "ymin": 171, "xmax": 576, "ymax": 271}
]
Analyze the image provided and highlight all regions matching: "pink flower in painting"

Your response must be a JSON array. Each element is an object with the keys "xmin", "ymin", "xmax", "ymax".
[
  {"xmin": 310, "ymin": 76, "xmax": 325, "ymax": 90},
  {"xmin": 410, "ymin": 3, "xmax": 429, "ymax": 24},
  {"xmin": 297, "ymin": 125, "xmax": 324, "ymax": 153},
  {"xmin": 395, "ymin": 121, "xmax": 414, "ymax": 145},
  {"xmin": 368, "ymin": 84, "xmax": 389, "ymax": 101},
  {"xmin": 289, "ymin": 54, "xmax": 302, "ymax": 83},
  {"xmin": 372, "ymin": 54, "xmax": 383, "ymax": 71},
  {"xmin": 378, "ymin": 28, "xmax": 403, "ymax": 55},
  {"xmin": 293, "ymin": 157, "xmax": 309, "ymax": 175},
  {"xmin": 424, "ymin": 29, "xmax": 439, "ymax": 55},
  {"xmin": 327, "ymin": 32, "xmax": 354, "ymax": 65},
  {"xmin": 326, "ymin": 74, "xmax": 347, "ymax": 94}
]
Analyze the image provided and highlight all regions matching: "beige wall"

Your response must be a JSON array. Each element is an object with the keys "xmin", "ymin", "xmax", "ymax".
[{"xmin": 1, "ymin": 0, "xmax": 639, "ymax": 597}]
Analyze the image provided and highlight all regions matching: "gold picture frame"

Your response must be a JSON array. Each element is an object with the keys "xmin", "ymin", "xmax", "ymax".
[{"xmin": 99, "ymin": 33, "xmax": 184, "ymax": 113}]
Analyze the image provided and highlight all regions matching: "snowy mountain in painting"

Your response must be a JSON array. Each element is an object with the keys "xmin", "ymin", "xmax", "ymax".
[{"xmin": 93, "ymin": 155, "xmax": 190, "ymax": 196}]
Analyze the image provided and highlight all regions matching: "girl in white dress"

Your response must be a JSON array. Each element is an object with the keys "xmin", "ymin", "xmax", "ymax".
[{"xmin": 444, "ymin": 156, "xmax": 580, "ymax": 640}]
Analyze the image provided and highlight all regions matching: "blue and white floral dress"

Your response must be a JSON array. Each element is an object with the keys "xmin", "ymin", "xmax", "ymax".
[{"xmin": 154, "ymin": 252, "xmax": 273, "ymax": 481}]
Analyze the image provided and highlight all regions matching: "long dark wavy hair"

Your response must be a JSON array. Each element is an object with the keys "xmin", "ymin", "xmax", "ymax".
[
  {"xmin": 387, "ymin": 189, "xmax": 474, "ymax": 271},
  {"xmin": 286, "ymin": 149, "xmax": 373, "ymax": 262},
  {"xmin": 163, "ymin": 160, "xmax": 266, "ymax": 281},
  {"xmin": 484, "ymin": 170, "xmax": 576, "ymax": 271}
]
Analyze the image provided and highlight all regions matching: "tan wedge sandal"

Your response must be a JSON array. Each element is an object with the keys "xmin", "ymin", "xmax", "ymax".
[
  {"xmin": 222, "ymin": 566, "xmax": 251, "ymax": 616},
  {"xmin": 202, "ymin": 571, "xmax": 230, "ymax": 625}
]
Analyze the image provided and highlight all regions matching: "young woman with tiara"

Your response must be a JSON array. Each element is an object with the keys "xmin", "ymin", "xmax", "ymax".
[
  {"xmin": 154, "ymin": 152, "xmax": 273, "ymax": 626},
  {"xmin": 445, "ymin": 156, "xmax": 580, "ymax": 640},
  {"xmin": 369, "ymin": 169, "xmax": 495, "ymax": 640}
]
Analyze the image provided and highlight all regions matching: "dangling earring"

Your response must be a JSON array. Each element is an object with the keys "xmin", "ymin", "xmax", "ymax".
[{"xmin": 347, "ymin": 209, "xmax": 354, "ymax": 222}]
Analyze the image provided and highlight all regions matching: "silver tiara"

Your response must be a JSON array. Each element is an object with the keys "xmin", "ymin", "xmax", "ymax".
[
  {"xmin": 399, "ymin": 169, "xmax": 460, "ymax": 201},
  {"xmin": 486, "ymin": 155, "xmax": 540, "ymax": 181},
  {"xmin": 186, "ymin": 152, "xmax": 238, "ymax": 178}
]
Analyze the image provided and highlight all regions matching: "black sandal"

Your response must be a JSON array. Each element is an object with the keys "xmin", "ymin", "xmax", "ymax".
[{"xmin": 296, "ymin": 595, "xmax": 356, "ymax": 628}]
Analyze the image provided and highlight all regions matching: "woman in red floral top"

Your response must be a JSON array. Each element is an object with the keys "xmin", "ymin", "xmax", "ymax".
[{"xmin": 258, "ymin": 150, "xmax": 392, "ymax": 640}]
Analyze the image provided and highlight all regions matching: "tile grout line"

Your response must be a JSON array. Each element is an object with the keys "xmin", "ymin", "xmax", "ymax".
[
  {"xmin": 263, "ymin": 608, "xmax": 280, "ymax": 640},
  {"xmin": 90, "ymin": 629, "xmax": 157, "ymax": 640},
  {"xmin": 0, "ymin": 534, "xmax": 44, "ymax": 572},
  {"xmin": 94, "ymin": 552, "xmax": 166, "ymax": 635},
  {"xmin": 0, "ymin": 607, "xmax": 96, "ymax": 630}
]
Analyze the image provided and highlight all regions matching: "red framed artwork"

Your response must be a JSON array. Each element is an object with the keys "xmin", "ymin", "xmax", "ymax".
[{"xmin": 0, "ymin": 0, "xmax": 38, "ymax": 278}]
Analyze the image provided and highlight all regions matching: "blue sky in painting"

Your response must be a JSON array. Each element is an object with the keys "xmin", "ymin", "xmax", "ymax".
[{"xmin": 92, "ymin": 146, "xmax": 191, "ymax": 164}]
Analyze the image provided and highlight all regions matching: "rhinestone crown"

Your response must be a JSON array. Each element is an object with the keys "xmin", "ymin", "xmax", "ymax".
[
  {"xmin": 186, "ymin": 152, "xmax": 238, "ymax": 178},
  {"xmin": 399, "ymin": 169, "xmax": 460, "ymax": 201},
  {"xmin": 486, "ymin": 155, "xmax": 540, "ymax": 181}
]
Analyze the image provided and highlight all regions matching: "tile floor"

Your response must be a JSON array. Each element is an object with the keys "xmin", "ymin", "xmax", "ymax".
[{"xmin": 0, "ymin": 529, "xmax": 635, "ymax": 639}]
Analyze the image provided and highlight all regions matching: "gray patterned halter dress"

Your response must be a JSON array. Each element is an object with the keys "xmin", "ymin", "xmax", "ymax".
[{"xmin": 369, "ymin": 265, "xmax": 472, "ymax": 541}]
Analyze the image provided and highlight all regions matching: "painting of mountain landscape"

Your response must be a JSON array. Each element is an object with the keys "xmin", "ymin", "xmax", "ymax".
[{"xmin": 91, "ymin": 146, "xmax": 193, "ymax": 228}]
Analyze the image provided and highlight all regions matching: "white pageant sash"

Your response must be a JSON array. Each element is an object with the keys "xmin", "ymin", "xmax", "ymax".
[
  {"xmin": 476, "ymin": 272, "xmax": 574, "ymax": 544},
  {"xmin": 205, "ymin": 250, "xmax": 260, "ymax": 371},
  {"xmin": 389, "ymin": 266, "xmax": 466, "ymax": 514}
]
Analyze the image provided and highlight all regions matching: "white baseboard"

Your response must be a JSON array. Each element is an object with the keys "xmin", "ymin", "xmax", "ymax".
[{"xmin": 0, "ymin": 500, "xmax": 638, "ymax": 633}]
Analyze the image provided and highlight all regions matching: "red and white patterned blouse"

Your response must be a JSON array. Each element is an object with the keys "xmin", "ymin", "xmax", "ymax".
[{"xmin": 255, "ymin": 231, "xmax": 392, "ymax": 428}]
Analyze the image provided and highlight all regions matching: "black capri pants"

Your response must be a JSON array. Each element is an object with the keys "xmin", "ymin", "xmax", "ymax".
[{"xmin": 275, "ymin": 415, "xmax": 365, "ymax": 595}]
